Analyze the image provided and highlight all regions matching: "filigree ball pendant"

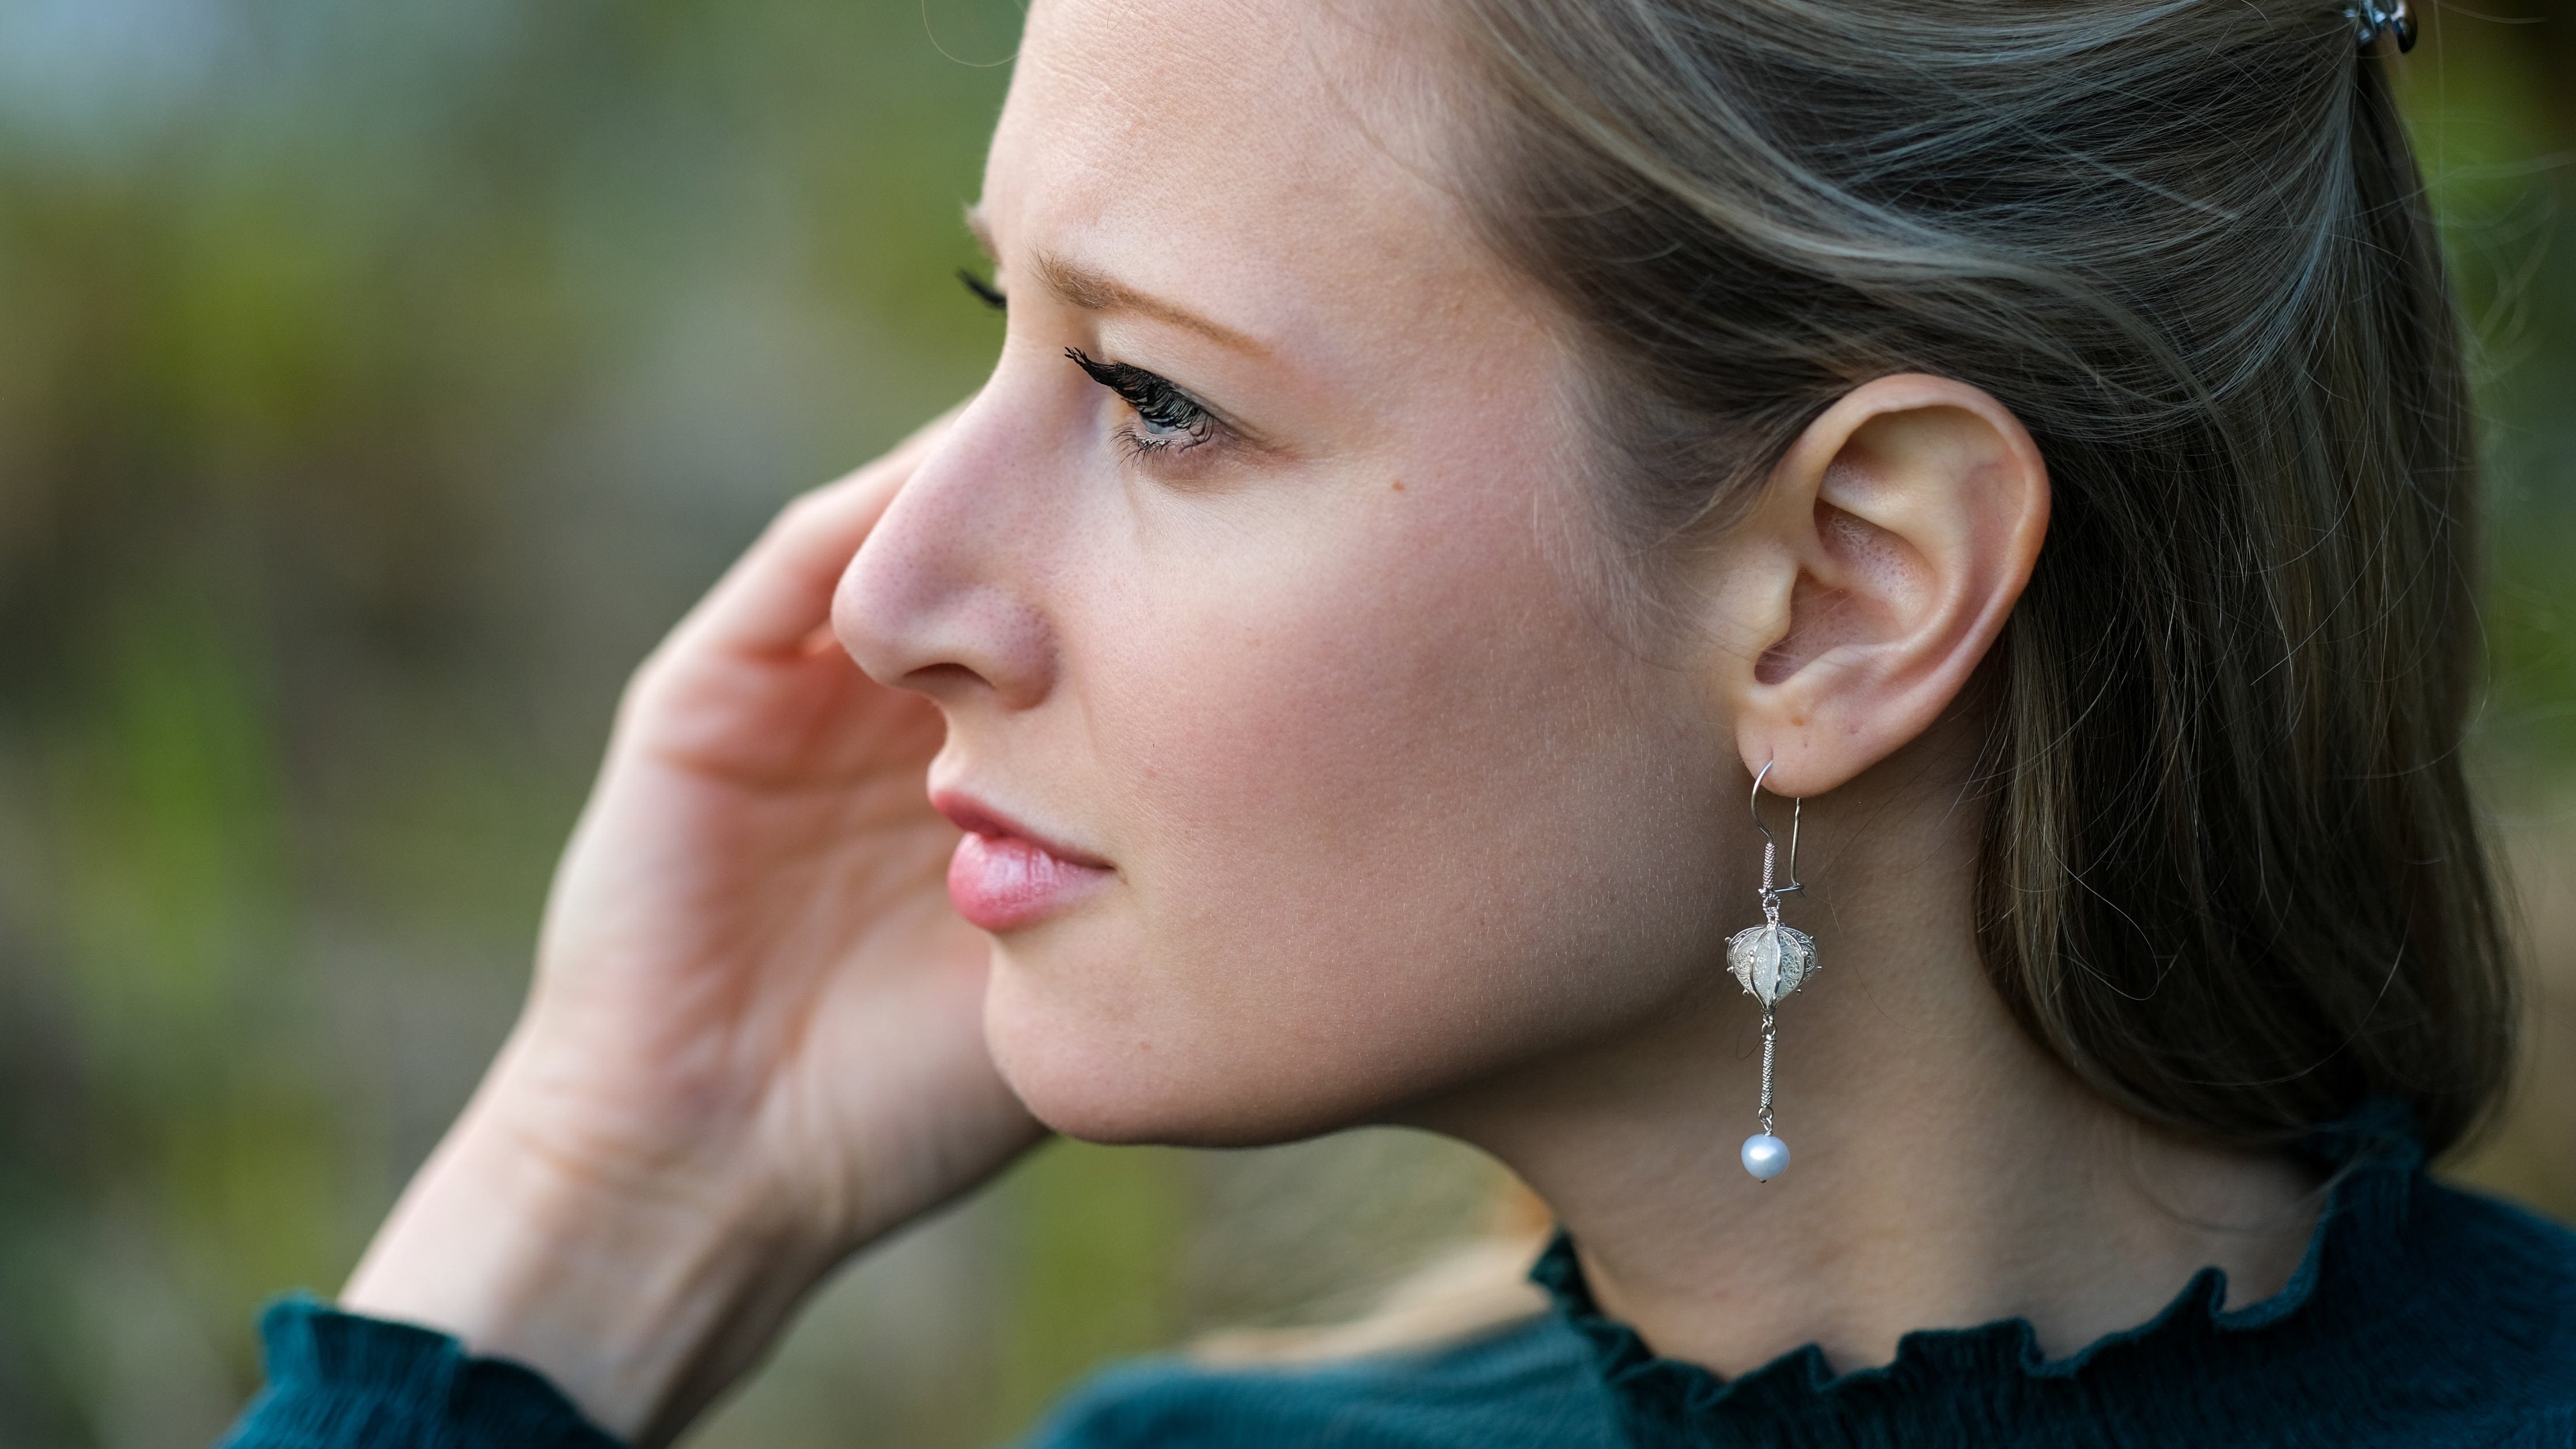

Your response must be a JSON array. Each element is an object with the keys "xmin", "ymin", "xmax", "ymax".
[{"xmin": 1725, "ymin": 921, "xmax": 1816, "ymax": 1007}]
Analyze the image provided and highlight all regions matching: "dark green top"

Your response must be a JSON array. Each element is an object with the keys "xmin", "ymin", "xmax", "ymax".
[{"xmin": 220, "ymin": 1110, "xmax": 2576, "ymax": 1448}]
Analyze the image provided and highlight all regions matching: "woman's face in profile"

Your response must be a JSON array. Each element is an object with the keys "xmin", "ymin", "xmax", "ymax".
[{"xmin": 836, "ymin": 0, "xmax": 1745, "ymax": 1145}]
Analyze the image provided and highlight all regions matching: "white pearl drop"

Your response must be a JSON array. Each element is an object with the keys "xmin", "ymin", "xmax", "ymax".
[{"xmin": 1741, "ymin": 1133, "xmax": 1789, "ymax": 1180}]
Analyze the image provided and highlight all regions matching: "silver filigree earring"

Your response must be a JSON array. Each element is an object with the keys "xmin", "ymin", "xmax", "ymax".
[{"xmin": 1727, "ymin": 762, "xmax": 1814, "ymax": 1181}]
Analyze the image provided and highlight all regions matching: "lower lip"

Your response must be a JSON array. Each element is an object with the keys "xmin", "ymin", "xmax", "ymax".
[{"xmin": 947, "ymin": 832, "xmax": 1113, "ymax": 932}]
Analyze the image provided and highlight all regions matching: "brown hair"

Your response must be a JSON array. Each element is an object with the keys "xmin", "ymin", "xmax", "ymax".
[{"xmin": 1448, "ymin": 0, "xmax": 2514, "ymax": 1154}]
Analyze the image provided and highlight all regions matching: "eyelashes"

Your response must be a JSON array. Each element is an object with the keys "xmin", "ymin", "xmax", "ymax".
[
  {"xmin": 959, "ymin": 268, "xmax": 1006, "ymax": 311},
  {"xmin": 956, "ymin": 269, "xmax": 1225, "ymax": 462},
  {"xmin": 1065, "ymin": 347, "xmax": 1220, "ymax": 458}
]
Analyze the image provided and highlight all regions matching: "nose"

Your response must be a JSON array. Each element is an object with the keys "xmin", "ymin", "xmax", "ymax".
[{"xmin": 832, "ymin": 390, "xmax": 1061, "ymax": 711}]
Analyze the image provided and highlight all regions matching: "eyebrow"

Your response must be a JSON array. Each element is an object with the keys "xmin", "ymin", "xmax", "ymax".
[{"xmin": 965, "ymin": 204, "xmax": 1267, "ymax": 357}]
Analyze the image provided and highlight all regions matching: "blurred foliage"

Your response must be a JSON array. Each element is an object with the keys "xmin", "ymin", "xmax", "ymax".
[
  {"xmin": 2407, "ymin": 9, "xmax": 2576, "ymax": 764},
  {"xmin": 0, "ymin": 2, "xmax": 2573, "ymax": 1447}
]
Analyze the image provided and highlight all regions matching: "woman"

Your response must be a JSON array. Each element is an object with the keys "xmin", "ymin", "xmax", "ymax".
[{"xmin": 221, "ymin": 0, "xmax": 2576, "ymax": 1445}]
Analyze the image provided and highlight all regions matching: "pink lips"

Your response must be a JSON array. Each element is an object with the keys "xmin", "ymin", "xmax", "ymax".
[{"xmin": 933, "ymin": 791, "xmax": 1113, "ymax": 932}]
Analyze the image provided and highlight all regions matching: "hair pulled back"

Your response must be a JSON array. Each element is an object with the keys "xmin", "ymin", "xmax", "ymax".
[{"xmin": 1450, "ymin": 0, "xmax": 2513, "ymax": 1152}]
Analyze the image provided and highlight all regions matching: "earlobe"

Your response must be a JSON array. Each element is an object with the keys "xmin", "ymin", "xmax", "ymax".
[{"xmin": 1726, "ymin": 375, "xmax": 2050, "ymax": 797}]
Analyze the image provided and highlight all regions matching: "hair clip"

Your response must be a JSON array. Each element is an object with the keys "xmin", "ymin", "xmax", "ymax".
[{"xmin": 2347, "ymin": 0, "xmax": 2417, "ymax": 52}]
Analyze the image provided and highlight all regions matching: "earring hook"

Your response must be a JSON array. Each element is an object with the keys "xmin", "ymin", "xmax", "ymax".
[{"xmin": 1751, "ymin": 761, "xmax": 1802, "ymax": 900}]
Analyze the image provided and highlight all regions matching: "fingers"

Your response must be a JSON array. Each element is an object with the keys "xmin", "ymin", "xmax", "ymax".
[{"xmin": 666, "ymin": 405, "xmax": 964, "ymax": 661}]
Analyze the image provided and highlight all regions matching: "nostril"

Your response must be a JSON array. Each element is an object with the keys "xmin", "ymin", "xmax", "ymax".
[{"xmin": 905, "ymin": 661, "xmax": 989, "ymax": 694}]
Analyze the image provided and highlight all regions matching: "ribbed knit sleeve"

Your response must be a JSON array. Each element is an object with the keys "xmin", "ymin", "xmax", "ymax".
[{"xmin": 217, "ymin": 1297, "xmax": 626, "ymax": 1449}]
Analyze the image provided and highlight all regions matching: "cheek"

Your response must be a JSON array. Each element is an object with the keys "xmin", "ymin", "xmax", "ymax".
[{"xmin": 987, "ymin": 486, "xmax": 1740, "ymax": 1144}]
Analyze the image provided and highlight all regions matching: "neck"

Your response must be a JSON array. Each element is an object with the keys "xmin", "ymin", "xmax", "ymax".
[{"xmin": 1411, "ymin": 769, "xmax": 2323, "ymax": 1378}]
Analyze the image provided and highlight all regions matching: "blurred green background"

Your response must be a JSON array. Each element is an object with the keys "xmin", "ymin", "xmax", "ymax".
[{"xmin": 0, "ymin": 2, "xmax": 2571, "ymax": 1445}]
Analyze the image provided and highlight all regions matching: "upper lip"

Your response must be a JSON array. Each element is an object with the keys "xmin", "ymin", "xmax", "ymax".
[{"xmin": 930, "ymin": 788, "xmax": 1115, "ymax": 870}]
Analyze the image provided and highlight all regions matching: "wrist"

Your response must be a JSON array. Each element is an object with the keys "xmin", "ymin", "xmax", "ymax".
[{"xmin": 341, "ymin": 1070, "xmax": 833, "ymax": 1446}]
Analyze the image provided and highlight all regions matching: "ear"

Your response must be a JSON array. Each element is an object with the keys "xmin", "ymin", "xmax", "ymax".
[{"xmin": 1714, "ymin": 374, "xmax": 2049, "ymax": 798}]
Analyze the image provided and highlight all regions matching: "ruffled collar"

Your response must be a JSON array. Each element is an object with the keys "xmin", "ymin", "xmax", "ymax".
[{"xmin": 1530, "ymin": 1102, "xmax": 2425, "ymax": 1448}]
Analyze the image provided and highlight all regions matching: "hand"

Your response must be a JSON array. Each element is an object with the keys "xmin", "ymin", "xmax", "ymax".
[{"xmin": 342, "ymin": 410, "xmax": 1043, "ymax": 1445}]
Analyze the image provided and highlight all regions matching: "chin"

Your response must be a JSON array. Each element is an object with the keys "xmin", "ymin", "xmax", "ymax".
[{"xmin": 980, "ymin": 947, "xmax": 1425, "ymax": 1150}]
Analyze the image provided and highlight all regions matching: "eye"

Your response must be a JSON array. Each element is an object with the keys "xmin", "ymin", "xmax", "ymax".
[
  {"xmin": 958, "ymin": 268, "xmax": 1006, "ymax": 311},
  {"xmin": 1065, "ymin": 347, "xmax": 1221, "ymax": 458}
]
